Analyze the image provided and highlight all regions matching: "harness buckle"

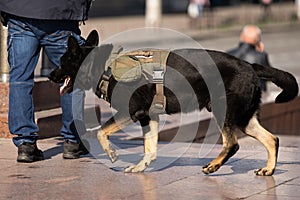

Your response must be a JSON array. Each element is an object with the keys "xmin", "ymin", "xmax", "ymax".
[
  {"xmin": 95, "ymin": 67, "xmax": 111, "ymax": 100},
  {"xmin": 152, "ymin": 67, "xmax": 164, "ymax": 84}
]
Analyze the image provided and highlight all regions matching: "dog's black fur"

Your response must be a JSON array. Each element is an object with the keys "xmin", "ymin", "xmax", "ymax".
[{"xmin": 49, "ymin": 30, "xmax": 298, "ymax": 175}]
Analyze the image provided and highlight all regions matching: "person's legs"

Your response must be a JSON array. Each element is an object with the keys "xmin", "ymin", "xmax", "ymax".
[
  {"xmin": 38, "ymin": 22, "xmax": 86, "ymax": 142},
  {"xmin": 7, "ymin": 15, "xmax": 44, "ymax": 162},
  {"xmin": 7, "ymin": 15, "xmax": 41, "ymax": 147},
  {"xmin": 37, "ymin": 20, "xmax": 88, "ymax": 158}
]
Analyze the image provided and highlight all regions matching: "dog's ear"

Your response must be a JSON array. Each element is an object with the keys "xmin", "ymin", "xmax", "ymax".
[
  {"xmin": 67, "ymin": 36, "xmax": 80, "ymax": 55},
  {"xmin": 85, "ymin": 30, "xmax": 99, "ymax": 47}
]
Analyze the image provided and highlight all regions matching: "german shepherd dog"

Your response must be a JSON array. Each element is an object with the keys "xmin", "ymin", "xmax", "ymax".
[{"xmin": 49, "ymin": 30, "xmax": 298, "ymax": 175}]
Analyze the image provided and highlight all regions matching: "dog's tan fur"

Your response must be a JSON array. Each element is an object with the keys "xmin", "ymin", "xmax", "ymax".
[
  {"xmin": 203, "ymin": 126, "xmax": 239, "ymax": 174},
  {"xmin": 97, "ymin": 115, "xmax": 132, "ymax": 163},
  {"xmin": 124, "ymin": 115, "xmax": 159, "ymax": 172},
  {"xmin": 98, "ymin": 113, "xmax": 278, "ymax": 175},
  {"xmin": 244, "ymin": 114, "xmax": 279, "ymax": 175},
  {"xmin": 97, "ymin": 114, "xmax": 160, "ymax": 173}
]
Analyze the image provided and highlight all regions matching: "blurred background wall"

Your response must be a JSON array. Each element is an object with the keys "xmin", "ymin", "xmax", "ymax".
[{"xmin": 88, "ymin": 0, "xmax": 295, "ymax": 17}]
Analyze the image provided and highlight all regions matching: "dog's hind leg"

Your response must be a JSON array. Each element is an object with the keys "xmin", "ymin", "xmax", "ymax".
[
  {"xmin": 125, "ymin": 115, "xmax": 159, "ymax": 173},
  {"xmin": 244, "ymin": 114, "xmax": 279, "ymax": 176},
  {"xmin": 97, "ymin": 113, "xmax": 132, "ymax": 163},
  {"xmin": 202, "ymin": 125, "xmax": 239, "ymax": 174}
]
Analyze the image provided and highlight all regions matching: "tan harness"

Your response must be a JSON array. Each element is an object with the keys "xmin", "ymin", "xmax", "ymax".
[{"xmin": 98, "ymin": 49, "xmax": 170, "ymax": 114}]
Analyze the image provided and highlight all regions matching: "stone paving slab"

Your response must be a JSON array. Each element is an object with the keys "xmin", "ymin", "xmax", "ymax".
[{"xmin": 0, "ymin": 135, "xmax": 300, "ymax": 199}]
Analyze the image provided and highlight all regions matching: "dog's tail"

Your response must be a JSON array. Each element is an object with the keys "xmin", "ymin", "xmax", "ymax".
[{"xmin": 252, "ymin": 63, "xmax": 298, "ymax": 103}]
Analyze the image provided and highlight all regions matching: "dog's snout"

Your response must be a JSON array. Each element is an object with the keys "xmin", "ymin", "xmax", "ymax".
[{"xmin": 48, "ymin": 68, "xmax": 65, "ymax": 83}]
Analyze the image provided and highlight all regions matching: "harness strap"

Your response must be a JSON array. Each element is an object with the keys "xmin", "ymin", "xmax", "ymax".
[
  {"xmin": 96, "ymin": 67, "xmax": 111, "ymax": 101},
  {"xmin": 149, "ymin": 51, "xmax": 167, "ymax": 114},
  {"xmin": 150, "ymin": 84, "xmax": 166, "ymax": 114}
]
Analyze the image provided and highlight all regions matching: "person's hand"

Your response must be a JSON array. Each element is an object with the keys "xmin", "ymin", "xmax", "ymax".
[{"xmin": 256, "ymin": 41, "xmax": 265, "ymax": 52}]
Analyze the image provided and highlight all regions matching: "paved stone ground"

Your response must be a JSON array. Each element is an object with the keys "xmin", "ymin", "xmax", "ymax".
[
  {"xmin": 2, "ymin": 3, "xmax": 300, "ymax": 199},
  {"xmin": 0, "ymin": 135, "xmax": 299, "ymax": 199}
]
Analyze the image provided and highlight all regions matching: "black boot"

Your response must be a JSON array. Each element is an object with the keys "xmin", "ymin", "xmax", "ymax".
[
  {"xmin": 63, "ymin": 140, "xmax": 89, "ymax": 159},
  {"xmin": 17, "ymin": 142, "xmax": 44, "ymax": 163}
]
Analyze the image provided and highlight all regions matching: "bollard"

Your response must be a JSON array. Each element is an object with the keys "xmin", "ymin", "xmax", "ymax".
[
  {"xmin": 297, "ymin": 0, "xmax": 300, "ymax": 20},
  {"xmin": 0, "ymin": 24, "xmax": 9, "ymax": 82},
  {"xmin": 41, "ymin": 48, "xmax": 56, "ymax": 77},
  {"xmin": 145, "ymin": 0, "xmax": 162, "ymax": 27}
]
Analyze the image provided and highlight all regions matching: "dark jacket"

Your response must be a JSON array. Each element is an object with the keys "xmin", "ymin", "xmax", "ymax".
[
  {"xmin": 0, "ymin": 0, "xmax": 92, "ymax": 21},
  {"xmin": 227, "ymin": 42, "xmax": 272, "ymax": 91}
]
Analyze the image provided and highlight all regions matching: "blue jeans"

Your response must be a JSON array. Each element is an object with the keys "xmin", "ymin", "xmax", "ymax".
[{"xmin": 7, "ymin": 14, "xmax": 86, "ymax": 147}]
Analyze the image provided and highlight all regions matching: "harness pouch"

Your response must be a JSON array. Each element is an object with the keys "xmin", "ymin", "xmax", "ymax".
[
  {"xmin": 99, "ymin": 49, "xmax": 171, "ymax": 113},
  {"xmin": 111, "ymin": 55, "xmax": 142, "ymax": 82},
  {"xmin": 110, "ymin": 50, "xmax": 170, "ymax": 83}
]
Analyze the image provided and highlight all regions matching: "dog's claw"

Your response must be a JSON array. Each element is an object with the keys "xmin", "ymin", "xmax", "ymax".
[
  {"xmin": 202, "ymin": 163, "xmax": 220, "ymax": 175},
  {"xmin": 124, "ymin": 166, "xmax": 138, "ymax": 173},
  {"xmin": 124, "ymin": 163, "xmax": 148, "ymax": 173},
  {"xmin": 124, "ymin": 165, "xmax": 145, "ymax": 173},
  {"xmin": 124, "ymin": 154, "xmax": 153, "ymax": 173},
  {"xmin": 107, "ymin": 150, "xmax": 118, "ymax": 163},
  {"xmin": 254, "ymin": 167, "xmax": 274, "ymax": 176},
  {"xmin": 106, "ymin": 144, "xmax": 118, "ymax": 163}
]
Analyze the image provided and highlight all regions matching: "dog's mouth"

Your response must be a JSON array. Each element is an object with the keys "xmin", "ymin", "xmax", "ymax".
[{"xmin": 60, "ymin": 76, "xmax": 73, "ymax": 95}]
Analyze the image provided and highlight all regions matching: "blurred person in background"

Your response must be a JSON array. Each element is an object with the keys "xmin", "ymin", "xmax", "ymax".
[
  {"xmin": 227, "ymin": 25, "xmax": 273, "ymax": 97},
  {"xmin": 188, "ymin": 0, "xmax": 210, "ymax": 28},
  {"xmin": 261, "ymin": 0, "xmax": 272, "ymax": 21}
]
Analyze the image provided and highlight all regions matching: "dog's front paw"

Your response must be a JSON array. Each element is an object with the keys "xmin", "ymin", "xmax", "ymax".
[
  {"xmin": 124, "ymin": 165, "xmax": 146, "ymax": 173},
  {"xmin": 106, "ymin": 143, "xmax": 118, "ymax": 163},
  {"xmin": 254, "ymin": 167, "xmax": 274, "ymax": 176},
  {"xmin": 98, "ymin": 133, "xmax": 118, "ymax": 163},
  {"xmin": 202, "ymin": 163, "xmax": 221, "ymax": 175},
  {"xmin": 124, "ymin": 161, "xmax": 150, "ymax": 173},
  {"xmin": 124, "ymin": 154, "xmax": 154, "ymax": 173}
]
